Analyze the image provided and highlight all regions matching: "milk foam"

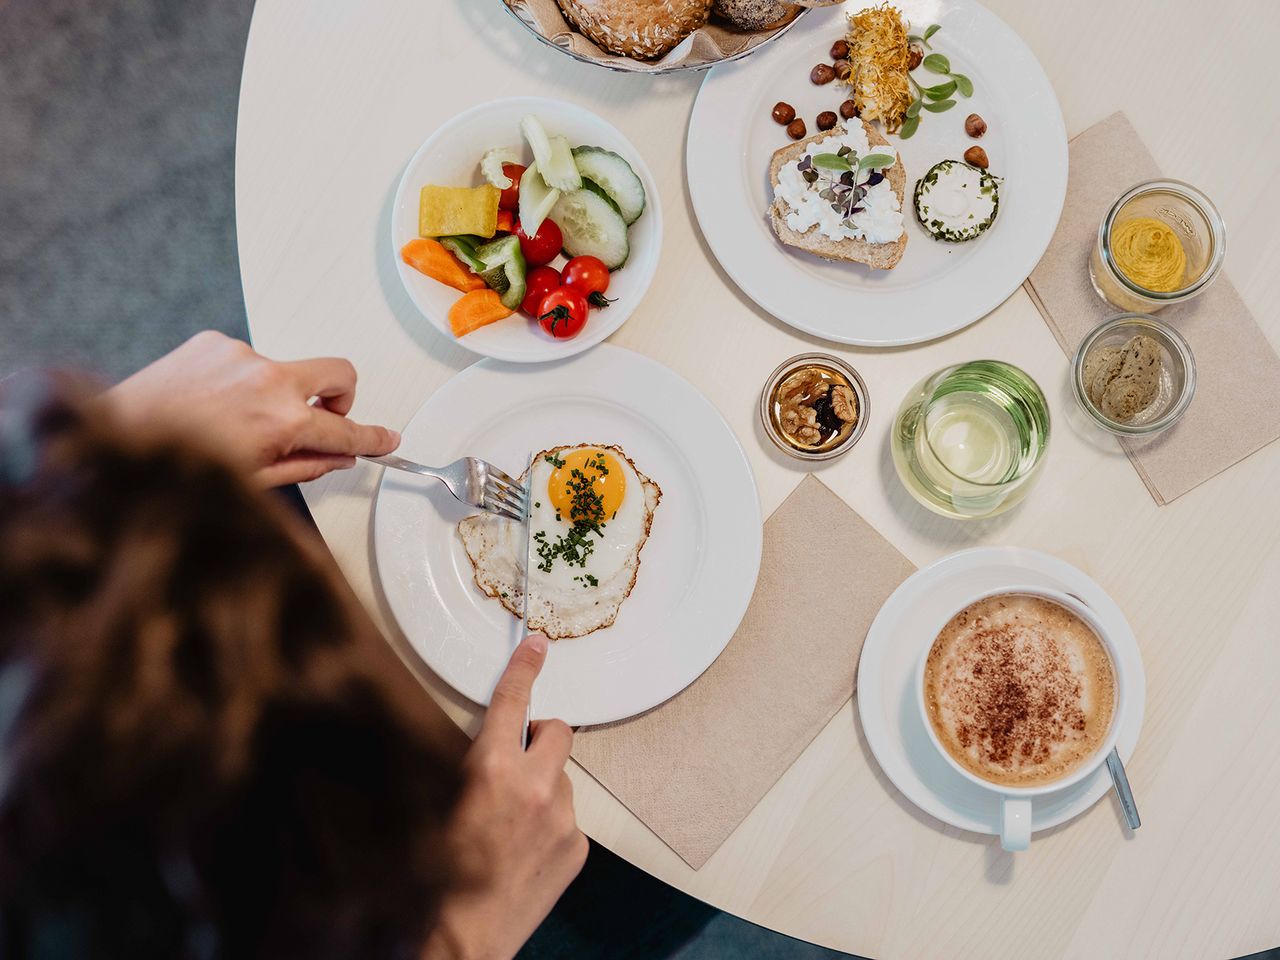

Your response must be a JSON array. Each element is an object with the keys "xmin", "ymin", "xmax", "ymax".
[{"xmin": 923, "ymin": 594, "xmax": 1116, "ymax": 788}]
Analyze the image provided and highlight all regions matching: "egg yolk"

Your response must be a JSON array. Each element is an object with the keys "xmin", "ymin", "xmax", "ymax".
[{"xmin": 547, "ymin": 449, "xmax": 625, "ymax": 524}]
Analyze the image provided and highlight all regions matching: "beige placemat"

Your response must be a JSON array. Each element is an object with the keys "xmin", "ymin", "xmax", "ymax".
[
  {"xmin": 571, "ymin": 476, "xmax": 915, "ymax": 869},
  {"xmin": 1025, "ymin": 111, "xmax": 1280, "ymax": 505}
]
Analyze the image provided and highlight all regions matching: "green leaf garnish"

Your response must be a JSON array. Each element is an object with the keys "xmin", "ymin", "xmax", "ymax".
[
  {"xmin": 810, "ymin": 152, "xmax": 853, "ymax": 172},
  {"xmin": 895, "ymin": 24, "xmax": 971, "ymax": 142},
  {"xmin": 923, "ymin": 53, "xmax": 951, "ymax": 74},
  {"xmin": 858, "ymin": 153, "xmax": 895, "ymax": 172}
]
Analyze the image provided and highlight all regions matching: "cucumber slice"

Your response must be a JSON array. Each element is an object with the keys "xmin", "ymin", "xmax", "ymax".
[
  {"xmin": 474, "ymin": 235, "xmax": 527, "ymax": 311},
  {"xmin": 521, "ymin": 115, "xmax": 580, "ymax": 192},
  {"xmin": 551, "ymin": 188, "xmax": 630, "ymax": 271},
  {"xmin": 439, "ymin": 235, "xmax": 486, "ymax": 274},
  {"xmin": 581, "ymin": 178, "xmax": 621, "ymax": 215},
  {"xmin": 572, "ymin": 146, "xmax": 646, "ymax": 225},
  {"xmin": 518, "ymin": 163, "xmax": 560, "ymax": 236}
]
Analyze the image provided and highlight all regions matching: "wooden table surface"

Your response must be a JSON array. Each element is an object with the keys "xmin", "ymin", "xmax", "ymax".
[{"xmin": 235, "ymin": 2, "xmax": 1280, "ymax": 957}]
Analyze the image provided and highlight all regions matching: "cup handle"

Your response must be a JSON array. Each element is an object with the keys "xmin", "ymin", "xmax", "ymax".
[{"xmin": 1001, "ymin": 796, "xmax": 1032, "ymax": 851}]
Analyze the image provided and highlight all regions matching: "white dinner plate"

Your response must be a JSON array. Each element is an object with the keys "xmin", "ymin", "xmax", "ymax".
[
  {"xmin": 688, "ymin": 0, "xmax": 1067, "ymax": 346},
  {"xmin": 372, "ymin": 345, "xmax": 762, "ymax": 726},
  {"xmin": 392, "ymin": 96, "xmax": 662, "ymax": 363},
  {"xmin": 857, "ymin": 547, "xmax": 1146, "ymax": 838}
]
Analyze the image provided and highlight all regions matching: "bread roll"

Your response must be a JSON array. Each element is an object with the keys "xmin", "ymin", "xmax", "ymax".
[
  {"xmin": 713, "ymin": 0, "xmax": 799, "ymax": 31},
  {"xmin": 557, "ymin": 0, "xmax": 712, "ymax": 59}
]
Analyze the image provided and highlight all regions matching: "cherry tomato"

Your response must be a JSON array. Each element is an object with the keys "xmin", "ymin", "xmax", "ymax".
[
  {"xmin": 498, "ymin": 163, "xmax": 525, "ymax": 212},
  {"xmin": 537, "ymin": 286, "xmax": 589, "ymax": 339},
  {"xmin": 521, "ymin": 266, "xmax": 561, "ymax": 316},
  {"xmin": 516, "ymin": 218, "xmax": 563, "ymax": 268},
  {"xmin": 561, "ymin": 256, "xmax": 611, "ymax": 300}
]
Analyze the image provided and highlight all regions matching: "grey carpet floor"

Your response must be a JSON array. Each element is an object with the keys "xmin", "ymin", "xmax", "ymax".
[{"xmin": 0, "ymin": 0, "xmax": 251, "ymax": 383}]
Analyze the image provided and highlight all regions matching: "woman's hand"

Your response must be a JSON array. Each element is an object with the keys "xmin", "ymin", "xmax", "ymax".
[
  {"xmin": 425, "ymin": 634, "xmax": 588, "ymax": 960},
  {"xmin": 104, "ymin": 331, "xmax": 399, "ymax": 486}
]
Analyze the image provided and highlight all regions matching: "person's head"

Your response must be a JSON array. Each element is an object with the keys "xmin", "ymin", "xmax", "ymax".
[{"xmin": 0, "ymin": 373, "xmax": 463, "ymax": 959}]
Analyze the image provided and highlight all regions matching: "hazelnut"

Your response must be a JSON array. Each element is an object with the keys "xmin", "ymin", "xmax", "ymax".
[
  {"xmin": 786, "ymin": 118, "xmax": 807, "ymax": 140},
  {"xmin": 964, "ymin": 146, "xmax": 989, "ymax": 169},
  {"xmin": 833, "ymin": 59, "xmax": 851, "ymax": 81},
  {"xmin": 772, "ymin": 101, "xmax": 796, "ymax": 125},
  {"xmin": 907, "ymin": 44, "xmax": 923, "ymax": 70},
  {"xmin": 830, "ymin": 39, "xmax": 850, "ymax": 60},
  {"xmin": 810, "ymin": 63, "xmax": 836, "ymax": 85},
  {"xmin": 816, "ymin": 111, "xmax": 838, "ymax": 131},
  {"xmin": 965, "ymin": 113, "xmax": 987, "ymax": 138},
  {"xmin": 839, "ymin": 99, "xmax": 858, "ymax": 120}
]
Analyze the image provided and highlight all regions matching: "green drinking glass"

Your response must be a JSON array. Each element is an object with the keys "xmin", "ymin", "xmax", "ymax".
[{"xmin": 890, "ymin": 360, "xmax": 1051, "ymax": 519}]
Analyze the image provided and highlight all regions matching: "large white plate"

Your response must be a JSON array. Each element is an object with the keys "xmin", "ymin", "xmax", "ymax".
[
  {"xmin": 392, "ymin": 96, "xmax": 662, "ymax": 363},
  {"xmin": 688, "ymin": 0, "xmax": 1067, "ymax": 346},
  {"xmin": 373, "ymin": 345, "xmax": 762, "ymax": 726},
  {"xmin": 857, "ymin": 547, "xmax": 1146, "ymax": 838}
]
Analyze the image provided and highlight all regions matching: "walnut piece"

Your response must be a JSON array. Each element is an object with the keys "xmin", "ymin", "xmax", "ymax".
[{"xmin": 830, "ymin": 384, "xmax": 858, "ymax": 424}]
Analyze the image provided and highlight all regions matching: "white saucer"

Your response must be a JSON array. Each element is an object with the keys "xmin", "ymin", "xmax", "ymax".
[{"xmin": 856, "ymin": 546, "xmax": 1146, "ymax": 837}]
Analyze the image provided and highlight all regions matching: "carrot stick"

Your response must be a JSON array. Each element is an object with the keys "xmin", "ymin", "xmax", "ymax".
[
  {"xmin": 448, "ymin": 289, "xmax": 514, "ymax": 337},
  {"xmin": 401, "ymin": 238, "xmax": 486, "ymax": 292}
]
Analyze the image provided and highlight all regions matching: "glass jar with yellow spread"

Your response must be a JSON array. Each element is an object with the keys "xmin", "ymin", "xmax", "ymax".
[{"xmin": 1089, "ymin": 179, "xmax": 1226, "ymax": 312}]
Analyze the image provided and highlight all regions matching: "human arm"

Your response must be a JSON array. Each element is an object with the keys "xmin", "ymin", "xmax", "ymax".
[
  {"xmin": 423, "ymin": 634, "xmax": 588, "ymax": 960},
  {"xmin": 103, "ymin": 330, "xmax": 399, "ymax": 486}
]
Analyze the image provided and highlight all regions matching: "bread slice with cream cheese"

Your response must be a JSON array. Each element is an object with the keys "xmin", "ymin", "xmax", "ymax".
[{"xmin": 768, "ymin": 120, "xmax": 907, "ymax": 270}]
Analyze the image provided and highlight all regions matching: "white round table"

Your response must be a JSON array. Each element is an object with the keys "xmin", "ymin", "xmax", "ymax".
[{"xmin": 236, "ymin": 2, "xmax": 1280, "ymax": 957}]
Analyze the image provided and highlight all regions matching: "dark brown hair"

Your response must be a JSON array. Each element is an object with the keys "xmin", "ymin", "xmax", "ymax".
[{"xmin": 0, "ymin": 373, "xmax": 464, "ymax": 960}]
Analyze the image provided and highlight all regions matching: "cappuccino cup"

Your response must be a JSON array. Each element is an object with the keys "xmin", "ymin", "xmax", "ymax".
[{"xmin": 916, "ymin": 586, "xmax": 1126, "ymax": 851}]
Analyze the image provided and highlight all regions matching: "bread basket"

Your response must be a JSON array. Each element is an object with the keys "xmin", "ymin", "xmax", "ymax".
[{"xmin": 502, "ymin": 0, "xmax": 814, "ymax": 74}]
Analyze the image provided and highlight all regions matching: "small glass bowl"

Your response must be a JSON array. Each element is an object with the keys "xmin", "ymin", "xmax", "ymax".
[
  {"xmin": 760, "ymin": 353, "xmax": 869, "ymax": 462},
  {"xmin": 1072, "ymin": 313, "xmax": 1196, "ymax": 436},
  {"xmin": 1089, "ymin": 179, "xmax": 1226, "ymax": 313}
]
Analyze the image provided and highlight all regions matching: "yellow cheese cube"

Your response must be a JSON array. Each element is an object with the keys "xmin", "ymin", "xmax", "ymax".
[{"xmin": 419, "ymin": 184, "xmax": 500, "ymax": 238}]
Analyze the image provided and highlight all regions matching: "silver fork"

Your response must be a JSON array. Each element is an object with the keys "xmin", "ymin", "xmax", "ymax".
[{"xmin": 363, "ymin": 454, "xmax": 527, "ymax": 521}]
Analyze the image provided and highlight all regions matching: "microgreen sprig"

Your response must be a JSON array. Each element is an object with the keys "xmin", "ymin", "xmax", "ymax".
[
  {"xmin": 899, "ymin": 23, "xmax": 974, "ymax": 139},
  {"xmin": 799, "ymin": 145, "xmax": 895, "ymax": 228}
]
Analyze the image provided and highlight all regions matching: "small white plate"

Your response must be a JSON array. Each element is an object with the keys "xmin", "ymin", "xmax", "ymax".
[
  {"xmin": 392, "ymin": 96, "xmax": 662, "ymax": 364},
  {"xmin": 857, "ymin": 547, "xmax": 1146, "ymax": 837},
  {"xmin": 372, "ymin": 345, "xmax": 762, "ymax": 726},
  {"xmin": 687, "ymin": 0, "xmax": 1067, "ymax": 346}
]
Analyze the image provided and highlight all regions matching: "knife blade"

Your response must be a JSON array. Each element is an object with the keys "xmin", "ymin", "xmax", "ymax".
[{"xmin": 517, "ymin": 450, "xmax": 535, "ymax": 750}]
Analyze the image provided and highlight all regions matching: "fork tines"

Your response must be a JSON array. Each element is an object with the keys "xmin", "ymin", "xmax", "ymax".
[{"xmin": 483, "ymin": 464, "xmax": 527, "ymax": 521}]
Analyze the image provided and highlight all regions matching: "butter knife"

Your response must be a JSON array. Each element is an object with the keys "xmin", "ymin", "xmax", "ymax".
[{"xmin": 517, "ymin": 450, "xmax": 534, "ymax": 750}]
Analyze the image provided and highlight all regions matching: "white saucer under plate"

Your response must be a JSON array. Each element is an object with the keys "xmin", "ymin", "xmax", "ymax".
[
  {"xmin": 372, "ymin": 345, "xmax": 762, "ymax": 726},
  {"xmin": 856, "ymin": 546, "xmax": 1146, "ymax": 838},
  {"xmin": 687, "ymin": 0, "xmax": 1067, "ymax": 346},
  {"xmin": 392, "ymin": 96, "xmax": 662, "ymax": 364}
]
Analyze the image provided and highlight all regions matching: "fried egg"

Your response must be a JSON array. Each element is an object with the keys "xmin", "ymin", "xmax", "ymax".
[{"xmin": 458, "ymin": 444, "xmax": 661, "ymax": 640}]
